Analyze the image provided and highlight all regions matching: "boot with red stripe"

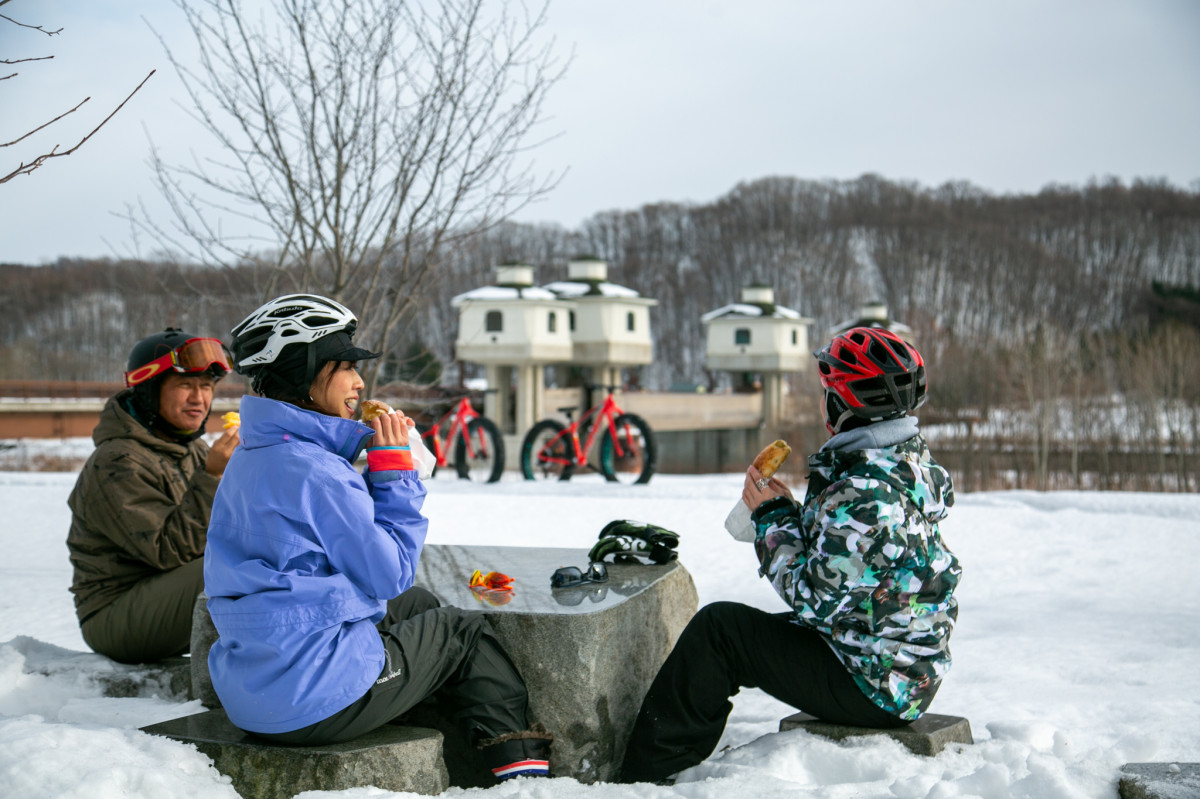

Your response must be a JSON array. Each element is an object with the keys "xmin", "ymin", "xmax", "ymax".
[{"xmin": 478, "ymin": 723, "xmax": 553, "ymax": 781}]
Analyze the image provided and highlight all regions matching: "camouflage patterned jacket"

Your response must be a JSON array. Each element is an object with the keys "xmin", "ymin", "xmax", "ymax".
[{"xmin": 752, "ymin": 416, "xmax": 960, "ymax": 720}]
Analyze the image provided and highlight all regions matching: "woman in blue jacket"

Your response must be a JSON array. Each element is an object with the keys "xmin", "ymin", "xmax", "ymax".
[{"xmin": 205, "ymin": 294, "xmax": 551, "ymax": 781}]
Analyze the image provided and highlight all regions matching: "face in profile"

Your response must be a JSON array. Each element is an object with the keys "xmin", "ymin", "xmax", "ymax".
[
  {"xmin": 157, "ymin": 373, "xmax": 216, "ymax": 432},
  {"xmin": 309, "ymin": 361, "xmax": 365, "ymax": 419}
]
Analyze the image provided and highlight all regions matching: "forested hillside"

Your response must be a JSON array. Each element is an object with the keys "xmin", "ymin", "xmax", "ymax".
[
  {"xmin": 3, "ymin": 174, "xmax": 1198, "ymax": 489},
  {"xmin": 5, "ymin": 175, "xmax": 1197, "ymax": 385}
]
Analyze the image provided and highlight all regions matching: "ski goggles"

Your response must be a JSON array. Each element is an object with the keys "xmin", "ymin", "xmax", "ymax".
[
  {"xmin": 550, "ymin": 562, "xmax": 609, "ymax": 588},
  {"xmin": 124, "ymin": 337, "xmax": 232, "ymax": 387}
]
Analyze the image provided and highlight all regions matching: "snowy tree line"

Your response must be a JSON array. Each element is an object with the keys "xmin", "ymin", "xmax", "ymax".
[{"xmin": 2, "ymin": 174, "xmax": 1198, "ymax": 489}]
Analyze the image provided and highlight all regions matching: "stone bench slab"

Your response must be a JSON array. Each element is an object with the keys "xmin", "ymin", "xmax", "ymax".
[
  {"xmin": 1118, "ymin": 763, "xmax": 1200, "ymax": 799},
  {"xmin": 780, "ymin": 712, "xmax": 973, "ymax": 756},
  {"xmin": 141, "ymin": 708, "xmax": 448, "ymax": 798}
]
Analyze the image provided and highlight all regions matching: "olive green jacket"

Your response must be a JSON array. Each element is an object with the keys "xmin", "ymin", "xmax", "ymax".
[{"xmin": 67, "ymin": 391, "xmax": 218, "ymax": 621}]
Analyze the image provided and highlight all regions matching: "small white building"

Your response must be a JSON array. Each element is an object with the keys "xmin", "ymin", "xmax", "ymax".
[
  {"xmin": 702, "ymin": 285, "xmax": 813, "ymax": 372},
  {"xmin": 451, "ymin": 264, "xmax": 574, "ymax": 434},
  {"xmin": 542, "ymin": 257, "xmax": 657, "ymax": 389},
  {"xmin": 702, "ymin": 285, "xmax": 813, "ymax": 427},
  {"xmin": 452, "ymin": 263, "xmax": 574, "ymax": 364},
  {"xmin": 828, "ymin": 300, "xmax": 914, "ymax": 342}
]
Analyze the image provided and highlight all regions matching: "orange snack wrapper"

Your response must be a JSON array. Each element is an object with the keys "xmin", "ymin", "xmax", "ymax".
[{"xmin": 468, "ymin": 569, "xmax": 514, "ymax": 591}]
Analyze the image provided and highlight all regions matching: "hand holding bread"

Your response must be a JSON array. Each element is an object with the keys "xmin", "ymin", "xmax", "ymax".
[
  {"xmin": 742, "ymin": 439, "xmax": 793, "ymax": 511},
  {"xmin": 753, "ymin": 439, "xmax": 792, "ymax": 482},
  {"xmin": 359, "ymin": 399, "xmax": 393, "ymax": 422},
  {"xmin": 359, "ymin": 399, "xmax": 413, "ymax": 448}
]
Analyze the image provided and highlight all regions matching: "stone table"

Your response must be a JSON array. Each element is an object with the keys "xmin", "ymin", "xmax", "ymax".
[
  {"xmin": 412, "ymin": 544, "xmax": 698, "ymax": 785},
  {"xmin": 189, "ymin": 544, "xmax": 698, "ymax": 787}
]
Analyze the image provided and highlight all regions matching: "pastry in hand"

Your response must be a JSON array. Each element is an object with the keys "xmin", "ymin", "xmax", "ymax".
[
  {"xmin": 753, "ymin": 439, "xmax": 791, "ymax": 479},
  {"xmin": 221, "ymin": 411, "xmax": 241, "ymax": 431},
  {"xmin": 359, "ymin": 399, "xmax": 393, "ymax": 422}
]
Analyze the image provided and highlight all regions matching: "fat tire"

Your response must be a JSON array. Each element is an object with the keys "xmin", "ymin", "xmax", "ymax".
[
  {"xmin": 454, "ymin": 417, "xmax": 505, "ymax": 483},
  {"xmin": 600, "ymin": 413, "xmax": 656, "ymax": 485},
  {"xmin": 520, "ymin": 419, "xmax": 574, "ymax": 481}
]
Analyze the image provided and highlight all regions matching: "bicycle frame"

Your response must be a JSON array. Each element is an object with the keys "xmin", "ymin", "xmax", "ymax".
[
  {"xmin": 421, "ymin": 396, "xmax": 483, "ymax": 467},
  {"xmin": 542, "ymin": 392, "xmax": 634, "ymax": 468}
]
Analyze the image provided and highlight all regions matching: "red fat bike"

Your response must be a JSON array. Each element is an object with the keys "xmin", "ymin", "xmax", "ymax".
[
  {"xmin": 519, "ymin": 385, "xmax": 656, "ymax": 484},
  {"xmin": 419, "ymin": 393, "xmax": 505, "ymax": 483}
]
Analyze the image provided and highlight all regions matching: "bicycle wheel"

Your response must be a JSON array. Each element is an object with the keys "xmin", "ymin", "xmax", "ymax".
[
  {"xmin": 454, "ymin": 417, "xmax": 505, "ymax": 483},
  {"xmin": 599, "ymin": 413, "xmax": 656, "ymax": 484},
  {"xmin": 520, "ymin": 420, "xmax": 574, "ymax": 481}
]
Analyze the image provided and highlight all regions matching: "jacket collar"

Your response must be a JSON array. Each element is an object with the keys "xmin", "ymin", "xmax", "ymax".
[
  {"xmin": 821, "ymin": 415, "xmax": 919, "ymax": 454},
  {"xmin": 94, "ymin": 391, "xmax": 193, "ymax": 456},
  {"xmin": 237, "ymin": 394, "xmax": 374, "ymax": 463}
]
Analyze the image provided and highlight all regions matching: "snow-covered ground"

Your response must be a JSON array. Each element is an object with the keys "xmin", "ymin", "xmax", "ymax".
[{"xmin": 1, "ymin": 438, "xmax": 1198, "ymax": 799}]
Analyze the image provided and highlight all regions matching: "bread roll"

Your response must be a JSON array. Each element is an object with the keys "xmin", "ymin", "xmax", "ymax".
[
  {"xmin": 221, "ymin": 411, "xmax": 241, "ymax": 430},
  {"xmin": 359, "ymin": 399, "xmax": 393, "ymax": 422},
  {"xmin": 753, "ymin": 439, "xmax": 791, "ymax": 479}
]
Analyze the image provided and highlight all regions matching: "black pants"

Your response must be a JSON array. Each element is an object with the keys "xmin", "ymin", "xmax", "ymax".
[
  {"xmin": 619, "ymin": 601, "xmax": 906, "ymax": 784},
  {"xmin": 254, "ymin": 587, "xmax": 530, "ymax": 747}
]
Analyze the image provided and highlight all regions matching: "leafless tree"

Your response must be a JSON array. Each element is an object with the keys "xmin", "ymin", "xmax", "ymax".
[
  {"xmin": 132, "ymin": 0, "xmax": 565, "ymax": 391},
  {"xmin": 0, "ymin": 0, "xmax": 153, "ymax": 184}
]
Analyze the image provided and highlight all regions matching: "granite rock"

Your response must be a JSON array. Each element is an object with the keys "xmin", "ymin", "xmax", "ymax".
[{"xmin": 779, "ymin": 712, "xmax": 974, "ymax": 756}]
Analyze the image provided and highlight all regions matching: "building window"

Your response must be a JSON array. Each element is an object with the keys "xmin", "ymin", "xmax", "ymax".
[
  {"xmin": 569, "ymin": 310, "xmax": 576, "ymax": 331},
  {"xmin": 735, "ymin": 328, "xmax": 751, "ymax": 345},
  {"xmin": 791, "ymin": 329, "xmax": 798, "ymax": 345},
  {"xmin": 548, "ymin": 311, "xmax": 557, "ymax": 333},
  {"xmin": 627, "ymin": 312, "xmax": 636, "ymax": 332},
  {"xmin": 485, "ymin": 310, "xmax": 503, "ymax": 332}
]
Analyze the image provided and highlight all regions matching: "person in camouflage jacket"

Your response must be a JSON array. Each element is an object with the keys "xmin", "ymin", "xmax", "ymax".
[
  {"xmin": 753, "ymin": 415, "xmax": 959, "ymax": 720},
  {"xmin": 620, "ymin": 328, "xmax": 960, "ymax": 785}
]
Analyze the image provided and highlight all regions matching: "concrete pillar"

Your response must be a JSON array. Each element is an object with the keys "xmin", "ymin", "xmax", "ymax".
[
  {"xmin": 597, "ymin": 365, "xmax": 622, "ymax": 392},
  {"xmin": 515, "ymin": 364, "xmax": 544, "ymax": 437},
  {"xmin": 761, "ymin": 372, "xmax": 785, "ymax": 428},
  {"xmin": 485, "ymin": 365, "xmax": 513, "ymax": 434}
]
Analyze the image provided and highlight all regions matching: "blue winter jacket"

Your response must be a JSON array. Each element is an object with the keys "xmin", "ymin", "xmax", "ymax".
[{"xmin": 204, "ymin": 395, "xmax": 428, "ymax": 734}]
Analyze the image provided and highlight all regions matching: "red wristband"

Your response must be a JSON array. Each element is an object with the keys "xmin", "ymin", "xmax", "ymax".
[{"xmin": 367, "ymin": 448, "xmax": 414, "ymax": 471}]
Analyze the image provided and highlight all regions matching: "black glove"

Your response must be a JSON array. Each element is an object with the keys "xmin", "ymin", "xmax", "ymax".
[{"xmin": 588, "ymin": 520, "xmax": 679, "ymax": 564}]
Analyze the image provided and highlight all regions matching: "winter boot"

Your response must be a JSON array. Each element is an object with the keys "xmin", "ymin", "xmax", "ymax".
[{"xmin": 477, "ymin": 723, "xmax": 554, "ymax": 781}]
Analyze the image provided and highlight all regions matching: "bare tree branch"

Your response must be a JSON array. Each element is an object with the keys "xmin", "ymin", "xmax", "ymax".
[
  {"xmin": 0, "ymin": 11, "xmax": 63, "ymax": 36},
  {"xmin": 2, "ymin": 2, "xmax": 155, "ymax": 184},
  {"xmin": 1, "ymin": 95, "xmax": 88, "ymax": 148},
  {"xmin": 1, "ymin": 69, "xmax": 155, "ymax": 184},
  {"xmin": 129, "ymin": 0, "xmax": 567, "ymax": 392}
]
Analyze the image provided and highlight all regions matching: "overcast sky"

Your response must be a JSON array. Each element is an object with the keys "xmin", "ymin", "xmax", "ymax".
[{"xmin": 2, "ymin": 0, "xmax": 1198, "ymax": 265}]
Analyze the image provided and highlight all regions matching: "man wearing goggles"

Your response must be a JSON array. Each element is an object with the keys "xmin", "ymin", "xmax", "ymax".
[{"xmin": 67, "ymin": 328, "xmax": 241, "ymax": 664}]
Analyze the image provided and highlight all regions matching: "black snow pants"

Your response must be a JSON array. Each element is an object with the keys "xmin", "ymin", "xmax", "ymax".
[
  {"xmin": 619, "ymin": 601, "xmax": 907, "ymax": 784},
  {"xmin": 252, "ymin": 586, "xmax": 530, "ymax": 747}
]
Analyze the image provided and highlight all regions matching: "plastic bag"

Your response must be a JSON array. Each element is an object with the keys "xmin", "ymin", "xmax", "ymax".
[{"xmin": 408, "ymin": 430, "xmax": 436, "ymax": 480}]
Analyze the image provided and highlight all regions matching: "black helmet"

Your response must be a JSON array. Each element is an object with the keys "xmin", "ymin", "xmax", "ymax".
[{"xmin": 126, "ymin": 329, "xmax": 231, "ymax": 387}]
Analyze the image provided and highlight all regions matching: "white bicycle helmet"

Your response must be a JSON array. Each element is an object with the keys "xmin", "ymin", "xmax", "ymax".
[{"xmin": 230, "ymin": 294, "xmax": 359, "ymax": 371}]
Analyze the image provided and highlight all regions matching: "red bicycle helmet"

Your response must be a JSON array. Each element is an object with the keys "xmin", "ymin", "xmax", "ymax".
[{"xmin": 815, "ymin": 327, "xmax": 927, "ymax": 434}]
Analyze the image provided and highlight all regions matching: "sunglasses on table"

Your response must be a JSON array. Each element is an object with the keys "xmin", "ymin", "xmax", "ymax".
[{"xmin": 550, "ymin": 562, "xmax": 609, "ymax": 588}]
